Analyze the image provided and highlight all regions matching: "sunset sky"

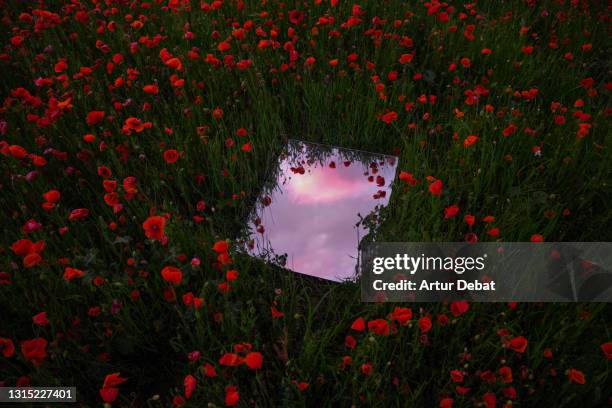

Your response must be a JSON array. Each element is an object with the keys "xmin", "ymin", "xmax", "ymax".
[{"xmin": 248, "ymin": 146, "xmax": 398, "ymax": 281}]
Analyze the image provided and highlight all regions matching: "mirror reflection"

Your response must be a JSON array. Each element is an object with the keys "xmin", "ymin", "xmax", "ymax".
[{"xmin": 242, "ymin": 140, "xmax": 398, "ymax": 281}]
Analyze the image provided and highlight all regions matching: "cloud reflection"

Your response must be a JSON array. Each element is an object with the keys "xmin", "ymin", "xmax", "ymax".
[{"xmin": 246, "ymin": 141, "xmax": 398, "ymax": 281}]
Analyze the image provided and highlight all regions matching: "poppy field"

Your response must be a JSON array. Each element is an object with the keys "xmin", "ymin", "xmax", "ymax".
[{"xmin": 1, "ymin": 0, "xmax": 611, "ymax": 406}]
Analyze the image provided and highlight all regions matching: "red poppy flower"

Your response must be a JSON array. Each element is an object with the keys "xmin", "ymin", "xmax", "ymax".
[
  {"xmin": 482, "ymin": 392, "xmax": 496, "ymax": 408},
  {"xmin": 99, "ymin": 388, "xmax": 119, "ymax": 404},
  {"xmin": 21, "ymin": 337, "xmax": 47, "ymax": 366},
  {"xmin": 219, "ymin": 353, "xmax": 243, "ymax": 367},
  {"xmin": 601, "ymin": 342, "xmax": 612, "ymax": 360},
  {"xmin": 508, "ymin": 336, "xmax": 528, "ymax": 353},
  {"xmin": 450, "ymin": 370, "xmax": 464, "ymax": 383},
  {"xmin": 226, "ymin": 270, "xmax": 239, "ymax": 281},
  {"xmin": 530, "ymin": 234, "xmax": 544, "ymax": 242},
  {"xmin": 271, "ymin": 307, "xmax": 284, "ymax": 318},
  {"xmin": 350, "ymin": 317, "xmax": 366, "ymax": 331},
  {"xmin": 123, "ymin": 177, "xmax": 138, "ymax": 195},
  {"xmin": 164, "ymin": 57, "xmax": 183, "ymax": 71},
  {"xmin": 450, "ymin": 301, "xmax": 469, "ymax": 317},
  {"xmin": 361, "ymin": 363, "xmax": 373, "ymax": 375},
  {"xmin": 341, "ymin": 356, "xmax": 352, "ymax": 368},
  {"xmin": 399, "ymin": 53, "xmax": 414, "ymax": 64},
  {"xmin": 0, "ymin": 337, "xmax": 15, "ymax": 357},
  {"xmin": 389, "ymin": 307, "xmax": 412, "ymax": 325},
  {"xmin": 367, "ymin": 319, "xmax": 390, "ymax": 336},
  {"xmin": 212, "ymin": 240, "xmax": 229, "ymax": 253},
  {"xmin": 161, "ymin": 266, "xmax": 182, "ymax": 285},
  {"xmin": 444, "ymin": 205, "xmax": 460, "ymax": 219},
  {"xmin": 143, "ymin": 215, "xmax": 166, "ymax": 240},
  {"xmin": 418, "ymin": 316, "xmax": 432, "ymax": 333},
  {"xmin": 244, "ymin": 352, "xmax": 263, "ymax": 370},
  {"xmin": 345, "ymin": 335, "xmax": 357, "ymax": 349},
  {"xmin": 124, "ymin": 117, "xmax": 146, "ymax": 133},
  {"xmin": 487, "ymin": 227, "xmax": 500, "ymax": 237},
  {"xmin": 502, "ymin": 123, "xmax": 518, "ymax": 137},
  {"xmin": 440, "ymin": 398, "xmax": 454, "ymax": 408},
  {"xmin": 463, "ymin": 135, "xmax": 478, "ymax": 147},
  {"xmin": 86, "ymin": 111, "xmax": 105, "ymax": 126},
  {"xmin": 143, "ymin": 84, "xmax": 159, "ymax": 94},
  {"xmin": 499, "ymin": 366, "xmax": 513, "ymax": 383},
  {"xmin": 288, "ymin": 10, "xmax": 304, "ymax": 25},
  {"xmin": 203, "ymin": 363, "xmax": 217, "ymax": 377},
  {"xmin": 23, "ymin": 252, "xmax": 43, "ymax": 268},
  {"xmin": 217, "ymin": 252, "xmax": 233, "ymax": 265},
  {"xmin": 10, "ymin": 35, "xmax": 24, "ymax": 47},
  {"xmin": 163, "ymin": 149, "xmax": 179, "ymax": 163},
  {"xmin": 437, "ymin": 314, "xmax": 450, "ymax": 326},
  {"xmin": 8, "ymin": 145, "xmax": 27, "ymax": 159},
  {"xmin": 567, "ymin": 368, "xmax": 585, "ymax": 384},
  {"xmin": 225, "ymin": 385, "xmax": 239, "ymax": 406},
  {"xmin": 97, "ymin": 166, "xmax": 112, "ymax": 178},
  {"xmin": 11, "ymin": 239, "xmax": 33, "ymax": 257},
  {"xmin": 212, "ymin": 107, "xmax": 223, "ymax": 119},
  {"xmin": 103, "ymin": 372, "xmax": 128, "ymax": 389},
  {"xmin": 184, "ymin": 374, "xmax": 196, "ymax": 399},
  {"xmin": 63, "ymin": 267, "xmax": 84, "ymax": 281},
  {"xmin": 32, "ymin": 311, "xmax": 48, "ymax": 326},
  {"xmin": 456, "ymin": 386, "xmax": 470, "ymax": 395},
  {"xmin": 381, "ymin": 111, "xmax": 398, "ymax": 124},
  {"xmin": 43, "ymin": 190, "xmax": 60, "ymax": 203},
  {"xmin": 304, "ymin": 56, "xmax": 316, "ymax": 67},
  {"xmin": 54, "ymin": 59, "xmax": 68, "ymax": 73},
  {"xmin": 429, "ymin": 179, "xmax": 443, "ymax": 196},
  {"xmin": 172, "ymin": 395, "xmax": 185, "ymax": 406},
  {"xmin": 68, "ymin": 208, "xmax": 89, "ymax": 221}
]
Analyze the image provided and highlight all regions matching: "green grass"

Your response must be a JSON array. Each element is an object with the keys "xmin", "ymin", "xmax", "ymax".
[{"xmin": 0, "ymin": 0, "xmax": 610, "ymax": 406}]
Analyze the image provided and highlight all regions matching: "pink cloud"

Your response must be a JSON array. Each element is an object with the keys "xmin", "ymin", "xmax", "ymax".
[
  {"xmin": 286, "ymin": 165, "xmax": 373, "ymax": 205},
  {"xmin": 247, "ymin": 146, "xmax": 397, "ymax": 281}
]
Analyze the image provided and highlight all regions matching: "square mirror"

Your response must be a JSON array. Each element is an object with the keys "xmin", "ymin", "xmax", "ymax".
[{"xmin": 242, "ymin": 140, "xmax": 398, "ymax": 281}]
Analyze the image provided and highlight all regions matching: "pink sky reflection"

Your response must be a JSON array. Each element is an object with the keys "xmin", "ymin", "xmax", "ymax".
[
  {"xmin": 246, "ymin": 142, "xmax": 398, "ymax": 281},
  {"xmin": 287, "ymin": 165, "xmax": 373, "ymax": 204}
]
